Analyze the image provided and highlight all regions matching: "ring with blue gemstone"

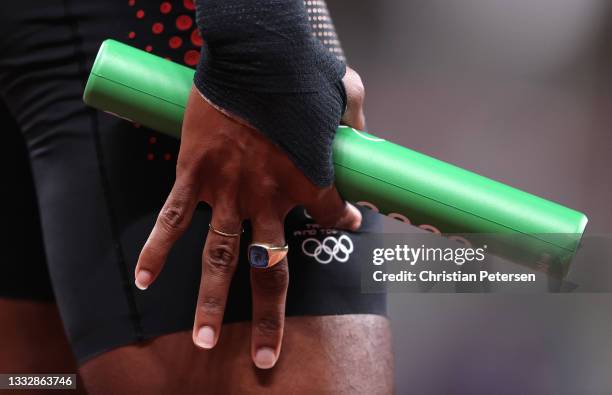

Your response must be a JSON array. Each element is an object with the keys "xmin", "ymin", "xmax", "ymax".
[{"xmin": 248, "ymin": 243, "xmax": 289, "ymax": 269}]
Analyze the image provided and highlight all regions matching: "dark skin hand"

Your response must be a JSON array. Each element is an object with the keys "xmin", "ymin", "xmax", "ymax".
[{"xmin": 135, "ymin": 66, "xmax": 367, "ymax": 369}]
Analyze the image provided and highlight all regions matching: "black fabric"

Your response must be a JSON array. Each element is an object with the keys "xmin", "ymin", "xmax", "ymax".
[
  {"xmin": 0, "ymin": 0, "xmax": 385, "ymax": 364},
  {"xmin": 194, "ymin": 0, "xmax": 347, "ymax": 187},
  {"xmin": 0, "ymin": 101, "xmax": 54, "ymax": 301}
]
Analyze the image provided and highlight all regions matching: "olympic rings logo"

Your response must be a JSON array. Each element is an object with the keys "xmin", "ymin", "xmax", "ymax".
[{"xmin": 301, "ymin": 235, "xmax": 354, "ymax": 264}]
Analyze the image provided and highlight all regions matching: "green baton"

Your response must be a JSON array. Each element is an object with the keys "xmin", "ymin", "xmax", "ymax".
[{"xmin": 83, "ymin": 39, "xmax": 588, "ymax": 267}]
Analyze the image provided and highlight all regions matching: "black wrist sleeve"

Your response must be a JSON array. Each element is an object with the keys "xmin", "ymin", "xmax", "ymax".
[{"xmin": 193, "ymin": 0, "xmax": 347, "ymax": 187}]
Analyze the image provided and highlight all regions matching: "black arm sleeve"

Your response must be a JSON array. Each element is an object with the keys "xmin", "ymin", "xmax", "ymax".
[{"xmin": 193, "ymin": 0, "xmax": 347, "ymax": 187}]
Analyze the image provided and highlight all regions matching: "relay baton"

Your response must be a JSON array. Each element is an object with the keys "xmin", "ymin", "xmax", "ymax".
[{"xmin": 83, "ymin": 40, "xmax": 588, "ymax": 270}]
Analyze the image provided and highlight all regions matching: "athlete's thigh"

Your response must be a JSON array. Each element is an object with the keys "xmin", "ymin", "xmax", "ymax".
[
  {"xmin": 0, "ymin": 300, "xmax": 88, "ymax": 394},
  {"xmin": 79, "ymin": 315, "xmax": 393, "ymax": 395},
  {"xmin": 0, "ymin": 300, "xmax": 74, "ymax": 372}
]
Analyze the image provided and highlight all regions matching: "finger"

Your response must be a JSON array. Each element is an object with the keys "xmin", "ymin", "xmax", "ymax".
[
  {"xmin": 341, "ymin": 66, "xmax": 366, "ymax": 130},
  {"xmin": 250, "ymin": 214, "xmax": 289, "ymax": 369},
  {"xmin": 135, "ymin": 177, "xmax": 198, "ymax": 290},
  {"xmin": 305, "ymin": 186, "xmax": 362, "ymax": 231},
  {"xmin": 192, "ymin": 202, "xmax": 242, "ymax": 350}
]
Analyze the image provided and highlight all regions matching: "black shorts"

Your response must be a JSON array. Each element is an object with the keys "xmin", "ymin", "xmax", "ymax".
[{"xmin": 0, "ymin": 0, "xmax": 385, "ymax": 363}]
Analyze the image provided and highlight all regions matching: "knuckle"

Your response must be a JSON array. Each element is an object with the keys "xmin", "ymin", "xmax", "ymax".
[
  {"xmin": 255, "ymin": 313, "xmax": 283, "ymax": 337},
  {"xmin": 199, "ymin": 295, "xmax": 224, "ymax": 315},
  {"xmin": 352, "ymin": 82, "xmax": 365, "ymax": 107},
  {"xmin": 158, "ymin": 205, "xmax": 187, "ymax": 231},
  {"xmin": 219, "ymin": 161, "xmax": 241, "ymax": 182},
  {"xmin": 205, "ymin": 244, "xmax": 236, "ymax": 275},
  {"xmin": 345, "ymin": 69, "xmax": 365, "ymax": 106},
  {"xmin": 253, "ymin": 264, "xmax": 289, "ymax": 294},
  {"xmin": 245, "ymin": 175, "xmax": 279, "ymax": 201}
]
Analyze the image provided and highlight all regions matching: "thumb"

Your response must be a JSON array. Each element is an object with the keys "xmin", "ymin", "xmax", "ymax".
[
  {"xmin": 305, "ymin": 186, "xmax": 362, "ymax": 231},
  {"xmin": 341, "ymin": 66, "xmax": 366, "ymax": 131}
]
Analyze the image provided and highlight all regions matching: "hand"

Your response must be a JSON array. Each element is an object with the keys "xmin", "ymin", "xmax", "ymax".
[{"xmin": 135, "ymin": 66, "xmax": 367, "ymax": 369}]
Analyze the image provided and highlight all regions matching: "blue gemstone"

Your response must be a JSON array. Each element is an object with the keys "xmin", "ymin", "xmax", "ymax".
[{"xmin": 249, "ymin": 246, "xmax": 269, "ymax": 268}]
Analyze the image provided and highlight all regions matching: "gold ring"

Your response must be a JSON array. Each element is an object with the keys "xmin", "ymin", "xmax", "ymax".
[
  {"xmin": 248, "ymin": 243, "xmax": 289, "ymax": 269},
  {"xmin": 208, "ymin": 223, "xmax": 243, "ymax": 238}
]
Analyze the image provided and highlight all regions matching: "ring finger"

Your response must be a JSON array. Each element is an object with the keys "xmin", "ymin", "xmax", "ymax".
[{"xmin": 249, "ymin": 213, "xmax": 289, "ymax": 369}]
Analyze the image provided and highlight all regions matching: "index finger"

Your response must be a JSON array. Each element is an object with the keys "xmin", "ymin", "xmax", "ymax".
[{"xmin": 135, "ymin": 177, "xmax": 198, "ymax": 290}]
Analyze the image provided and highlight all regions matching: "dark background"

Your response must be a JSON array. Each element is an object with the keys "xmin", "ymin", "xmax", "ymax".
[{"xmin": 328, "ymin": 0, "xmax": 612, "ymax": 393}]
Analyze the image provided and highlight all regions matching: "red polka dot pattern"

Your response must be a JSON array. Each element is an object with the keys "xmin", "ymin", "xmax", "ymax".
[
  {"xmin": 183, "ymin": 0, "xmax": 195, "ymax": 11},
  {"xmin": 152, "ymin": 22, "xmax": 164, "ymax": 34},
  {"xmin": 190, "ymin": 29, "xmax": 202, "ymax": 46},
  {"xmin": 184, "ymin": 49, "xmax": 200, "ymax": 66},
  {"xmin": 126, "ymin": 1, "xmax": 203, "ymax": 162},
  {"xmin": 160, "ymin": 2, "xmax": 172, "ymax": 14},
  {"xmin": 169, "ymin": 36, "xmax": 183, "ymax": 49},
  {"xmin": 128, "ymin": 1, "xmax": 203, "ymax": 68},
  {"xmin": 175, "ymin": 15, "xmax": 193, "ymax": 31}
]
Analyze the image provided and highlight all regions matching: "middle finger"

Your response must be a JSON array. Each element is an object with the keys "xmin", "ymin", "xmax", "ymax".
[{"xmin": 192, "ymin": 201, "xmax": 242, "ymax": 350}]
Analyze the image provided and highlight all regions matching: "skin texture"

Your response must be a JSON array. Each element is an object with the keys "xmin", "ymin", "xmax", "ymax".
[
  {"xmin": 0, "ymin": 299, "xmax": 87, "ymax": 395},
  {"xmin": 80, "ymin": 315, "xmax": 393, "ymax": 395},
  {"xmin": 0, "ymin": 68, "xmax": 394, "ymax": 394},
  {"xmin": 135, "ymin": 68, "xmax": 370, "ymax": 369}
]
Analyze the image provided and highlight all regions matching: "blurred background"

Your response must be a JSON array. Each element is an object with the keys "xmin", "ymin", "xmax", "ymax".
[{"xmin": 327, "ymin": 0, "xmax": 612, "ymax": 393}]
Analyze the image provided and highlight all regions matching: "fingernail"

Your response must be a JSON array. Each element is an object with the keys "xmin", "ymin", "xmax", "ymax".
[
  {"xmin": 135, "ymin": 270, "xmax": 152, "ymax": 290},
  {"xmin": 196, "ymin": 326, "xmax": 215, "ymax": 349},
  {"xmin": 254, "ymin": 347, "xmax": 277, "ymax": 369}
]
